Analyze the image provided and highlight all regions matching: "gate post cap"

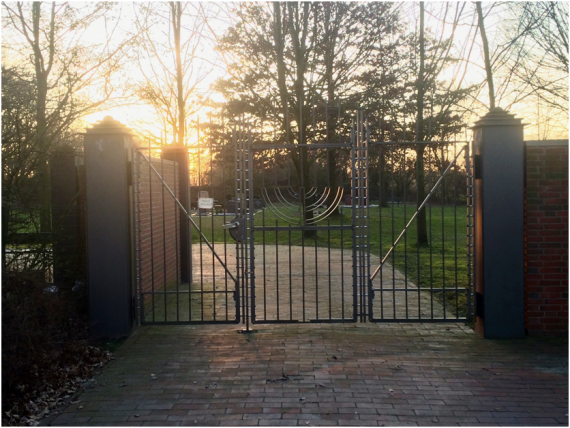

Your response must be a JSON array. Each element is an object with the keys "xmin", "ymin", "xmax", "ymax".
[
  {"xmin": 85, "ymin": 116, "xmax": 133, "ymax": 135},
  {"xmin": 471, "ymin": 107, "xmax": 525, "ymax": 129}
]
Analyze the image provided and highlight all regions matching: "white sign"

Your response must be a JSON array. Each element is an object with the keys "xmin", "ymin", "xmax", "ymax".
[{"xmin": 198, "ymin": 198, "xmax": 214, "ymax": 209}]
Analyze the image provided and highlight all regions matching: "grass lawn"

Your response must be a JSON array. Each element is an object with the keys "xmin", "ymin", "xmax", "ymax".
[{"xmin": 189, "ymin": 202, "xmax": 470, "ymax": 315}]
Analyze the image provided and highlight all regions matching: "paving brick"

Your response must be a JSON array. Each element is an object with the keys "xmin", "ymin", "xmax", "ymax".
[
  {"xmin": 258, "ymin": 420, "xmax": 301, "ymax": 426},
  {"xmin": 46, "ymin": 323, "xmax": 568, "ymax": 427}
]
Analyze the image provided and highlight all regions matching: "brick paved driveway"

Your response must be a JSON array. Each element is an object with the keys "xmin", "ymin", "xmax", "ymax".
[{"xmin": 48, "ymin": 323, "xmax": 567, "ymax": 426}]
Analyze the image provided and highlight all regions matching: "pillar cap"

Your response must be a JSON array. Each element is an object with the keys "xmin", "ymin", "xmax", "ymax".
[
  {"xmin": 85, "ymin": 116, "xmax": 132, "ymax": 135},
  {"xmin": 471, "ymin": 107, "xmax": 524, "ymax": 129}
]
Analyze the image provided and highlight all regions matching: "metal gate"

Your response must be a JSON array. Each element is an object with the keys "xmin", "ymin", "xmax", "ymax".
[
  {"xmin": 133, "ymin": 114, "xmax": 473, "ymax": 326},
  {"xmin": 133, "ymin": 142, "xmax": 241, "ymax": 324}
]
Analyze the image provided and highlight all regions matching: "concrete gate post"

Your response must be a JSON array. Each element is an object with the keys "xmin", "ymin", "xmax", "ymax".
[
  {"xmin": 84, "ymin": 116, "xmax": 135, "ymax": 340},
  {"xmin": 472, "ymin": 107, "xmax": 525, "ymax": 339}
]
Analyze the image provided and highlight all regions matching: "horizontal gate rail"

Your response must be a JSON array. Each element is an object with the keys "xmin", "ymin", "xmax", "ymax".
[
  {"xmin": 255, "ymin": 225, "xmax": 352, "ymax": 231},
  {"xmin": 251, "ymin": 143, "xmax": 352, "ymax": 150},
  {"xmin": 370, "ymin": 140, "xmax": 469, "ymax": 145}
]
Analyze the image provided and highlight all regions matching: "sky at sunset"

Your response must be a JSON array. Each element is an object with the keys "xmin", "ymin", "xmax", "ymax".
[{"xmin": 2, "ymin": 2, "xmax": 567, "ymax": 141}]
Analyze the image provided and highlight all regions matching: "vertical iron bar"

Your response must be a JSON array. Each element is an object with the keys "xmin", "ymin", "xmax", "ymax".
[
  {"xmin": 149, "ymin": 150, "xmax": 155, "ymax": 322},
  {"xmin": 135, "ymin": 150, "xmax": 144, "ymax": 324},
  {"xmin": 248, "ymin": 128, "xmax": 255, "ymax": 328},
  {"xmin": 239, "ymin": 124, "xmax": 244, "ymax": 324},
  {"xmin": 315, "ymin": 214, "xmax": 319, "ymax": 320},
  {"xmin": 174, "ymin": 151, "xmax": 180, "ymax": 321},
  {"xmin": 198, "ymin": 121, "xmax": 204, "ymax": 321},
  {"xmin": 341, "ymin": 207, "xmax": 345, "ymax": 319},
  {"xmin": 301, "ymin": 194, "xmax": 306, "ymax": 322},
  {"xmin": 441, "ymin": 144, "xmax": 446, "ymax": 319},
  {"xmin": 403, "ymin": 146, "xmax": 408, "ymax": 319},
  {"xmin": 326, "ymin": 101, "xmax": 330, "ymax": 187},
  {"xmin": 466, "ymin": 142, "xmax": 473, "ymax": 321},
  {"xmin": 429, "ymin": 146, "xmax": 434, "ymax": 318},
  {"xmin": 351, "ymin": 116, "xmax": 357, "ymax": 322},
  {"xmin": 161, "ymin": 156, "xmax": 167, "ymax": 322},
  {"xmin": 357, "ymin": 113, "xmax": 362, "ymax": 322},
  {"xmin": 454, "ymin": 142, "xmax": 459, "ymax": 319},
  {"xmin": 362, "ymin": 113, "xmax": 373, "ymax": 321},
  {"xmin": 328, "ymin": 219, "xmax": 332, "ymax": 320},
  {"xmin": 188, "ymin": 148, "xmax": 193, "ymax": 321},
  {"xmin": 417, "ymin": 142, "xmax": 421, "ymax": 319},
  {"xmin": 276, "ymin": 220, "xmax": 280, "ymax": 320},
  {"xmin": 262, "ymin": 152, "xmax": 267, "ymax": 322},
  {"xmin": 210, "ymin": 123, "xmax": 216, "ymax": 321},
  {"xmin": 222, "ymin": 128, "xmax": 228, "ymax": 320},
  {"xmin": 379, "ymin": 141, "xmax": 384, "ymax": 321},
  {"xmin": 233, "ymin": 127, "xmax": 240, "ymax": 323},
  {"xmin": 390, "ymin": 144, "xmax": 395, "ymax": 319},
  {"xmin": 288, "ymin": 227, "xmax": 292, "ymax": 320}
]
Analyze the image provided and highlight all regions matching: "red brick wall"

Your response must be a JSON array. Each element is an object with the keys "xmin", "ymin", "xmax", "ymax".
[
  {"xmin": 525, "ymin": 142, "xmax": 568, "ymax": 335},
  {"xmin": 137, "ymin": 155, "xmax": 180, "ymax": 308}
]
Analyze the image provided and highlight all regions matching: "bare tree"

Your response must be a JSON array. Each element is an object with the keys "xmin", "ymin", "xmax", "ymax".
[
  {"xmin": 501, "ymin": 2, "xmax": 568, "ymax": 113},
  {"xmin": 2, "ymin": 1, "xmax": 135, "ymax": 230},
  {"xmin": 133, "ymin": 1, "xmax": 212, "ymax": 146}
]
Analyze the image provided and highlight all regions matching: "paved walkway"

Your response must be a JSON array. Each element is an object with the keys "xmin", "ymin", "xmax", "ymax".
[{"xmin": 47, "ymin": 323, "xmax": 567, "ymax": 426}]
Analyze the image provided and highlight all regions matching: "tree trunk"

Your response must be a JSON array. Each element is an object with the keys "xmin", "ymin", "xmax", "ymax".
[
  {"xmin": 476, "ymin": 1, "xmax": 496, "ymax": 110},
  {"xmin": 323, "ymin": 3, "xmax": 340, "ymax": 214},
  {"xmin": 172, "ymin": 2, "xmax": 185, "ymax": 146},
  {"xmin": 31, "ymin": 2, "xmax": 52, "ymax": 233}
]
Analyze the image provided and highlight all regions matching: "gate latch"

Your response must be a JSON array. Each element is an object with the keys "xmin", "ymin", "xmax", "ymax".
[{"xmin": 223, "ymin": 217, "xmax": 245, "ymax": 242}]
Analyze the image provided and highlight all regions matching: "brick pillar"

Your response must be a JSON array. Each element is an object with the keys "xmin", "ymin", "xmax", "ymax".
[
  {"xmin": 84, "ymin": 116, "xmax": 135, "ymax": 339},
  {"xmin": 162, "ymin": 146, "xmax": 192, "ymax": 285},
  {"xmin": 472, "ymin": 108, "xmax": 525, "ymax": 339}
]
